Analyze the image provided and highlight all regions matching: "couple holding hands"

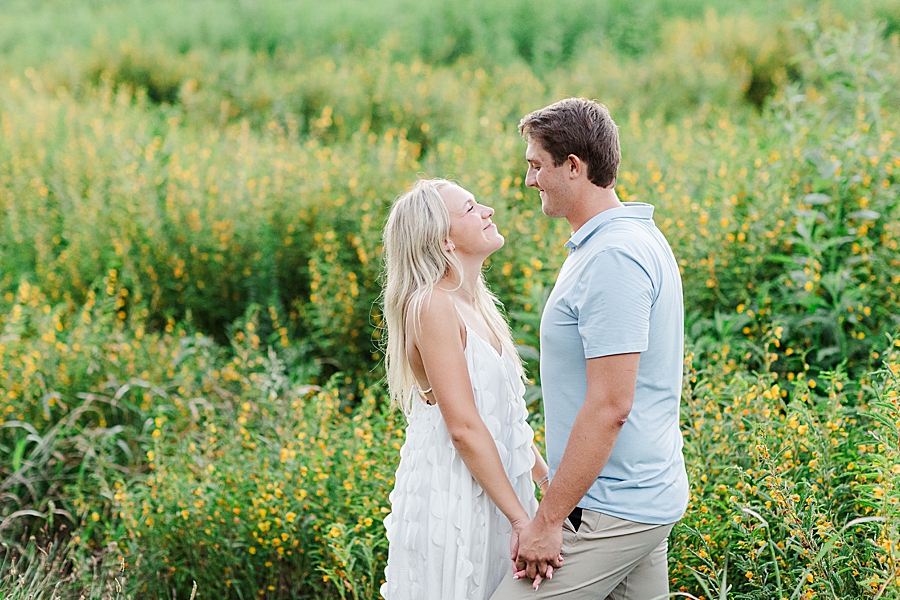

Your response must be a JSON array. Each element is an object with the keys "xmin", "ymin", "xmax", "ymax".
[{"xmin": 380, "ymin": 98, "xmax": 689, "ymax": 600}]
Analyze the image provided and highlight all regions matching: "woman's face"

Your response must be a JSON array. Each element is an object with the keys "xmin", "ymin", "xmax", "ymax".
[{"xmin": 439, "ymin": 184, "xmax": 504, "ymax": 259}]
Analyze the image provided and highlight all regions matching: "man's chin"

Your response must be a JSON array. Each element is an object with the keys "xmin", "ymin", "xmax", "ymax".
[{"xmin": 541, "ymin": 201, "xmax": 562, "ymax": 218}]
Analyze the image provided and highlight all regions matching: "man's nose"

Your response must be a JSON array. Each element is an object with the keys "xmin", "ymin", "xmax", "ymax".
[{"xmin": 525, "ymin": 169, "xmax": 537, "ymax": 187}]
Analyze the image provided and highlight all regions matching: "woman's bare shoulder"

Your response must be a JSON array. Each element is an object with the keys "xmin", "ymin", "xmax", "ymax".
[{"xmin": 408, "ymin": 288, "xmax": 464, "ymax": 341}]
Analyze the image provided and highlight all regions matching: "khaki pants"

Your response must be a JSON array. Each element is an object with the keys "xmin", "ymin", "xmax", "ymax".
[{"xmin": 490, "ymin": 510, "xmax": 675, "ymax": 600}]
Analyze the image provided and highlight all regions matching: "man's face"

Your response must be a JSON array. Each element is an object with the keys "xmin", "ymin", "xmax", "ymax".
[{"xmin": 525, "ymin": 140, "xmax": 572, "ymax": 218}]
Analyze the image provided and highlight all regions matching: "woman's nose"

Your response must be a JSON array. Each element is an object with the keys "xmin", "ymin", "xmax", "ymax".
[{"xmin": 482, "ymin": 205, "xmax": 494, "ymax": 218}]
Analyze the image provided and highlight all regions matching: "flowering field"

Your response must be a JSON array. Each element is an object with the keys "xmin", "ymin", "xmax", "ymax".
[{"xmin": 2, "ymin": 1, "xmax": 900, "ymax": 598}]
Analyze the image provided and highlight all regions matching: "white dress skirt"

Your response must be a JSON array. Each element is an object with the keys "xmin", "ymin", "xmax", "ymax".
[{"xmin": 380, "ymin": 327, "xmax": 538, "ymax": 600}]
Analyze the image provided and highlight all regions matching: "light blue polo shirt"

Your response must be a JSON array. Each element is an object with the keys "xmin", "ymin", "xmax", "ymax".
[{"xmin": 540, "ymin": 202, "xmax": 689, "ymax": 525}]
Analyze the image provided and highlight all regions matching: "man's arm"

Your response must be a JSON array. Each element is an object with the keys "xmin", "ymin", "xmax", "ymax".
[{"xmin": 513, "ymin": 352, "xmax": 640, "ymax": 580}]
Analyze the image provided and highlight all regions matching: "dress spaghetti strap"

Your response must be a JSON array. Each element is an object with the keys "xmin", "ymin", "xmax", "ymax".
[
  {"xmin": 452, "ymin": 301, "xmax": 469, "ymax": 328},
  {"xmin": 413, "ymin": 384, "xmax": 434, "ymax": 405}
]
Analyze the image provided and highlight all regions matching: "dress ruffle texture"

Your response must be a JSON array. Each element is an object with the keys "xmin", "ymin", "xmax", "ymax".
[{"xmin": 381, "ymin": 328, "xmax": 538, "ymax": 600}]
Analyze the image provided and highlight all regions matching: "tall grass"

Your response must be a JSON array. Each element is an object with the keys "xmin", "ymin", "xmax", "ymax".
[
  {"xmin": 0, "ymin": 536, "xmax": 129, "ymax": 600},
  {"xmin": 1, "ymin": 0, "xmax": 900, "ymax": 598},
  {"xmin": 4, "ymin": 0, "xmax": 893, "ymax": 70}
]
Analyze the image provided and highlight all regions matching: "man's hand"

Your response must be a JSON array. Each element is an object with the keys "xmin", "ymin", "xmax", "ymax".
[{"xmin": 513, "ymin": 515, "xmax": 563, "ymax": 588}]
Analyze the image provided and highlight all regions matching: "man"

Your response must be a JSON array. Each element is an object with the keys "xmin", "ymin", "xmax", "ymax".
[{"xmin": 491, "ymin": 98, "xmax": 689, "ymax": 599}]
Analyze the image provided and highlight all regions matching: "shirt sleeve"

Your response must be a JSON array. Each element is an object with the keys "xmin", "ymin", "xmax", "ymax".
[{"xmin": 571, "ymin": 247, "xmax": 655, "ymax": 359}]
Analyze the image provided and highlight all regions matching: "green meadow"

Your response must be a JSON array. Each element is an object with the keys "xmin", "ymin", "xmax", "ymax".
[{"xmin": 1, "ymin": 0, "xmax": 900, "ymax": 597}]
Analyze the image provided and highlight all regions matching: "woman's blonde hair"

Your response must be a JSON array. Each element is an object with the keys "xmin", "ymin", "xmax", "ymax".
[{"xmin": 381, "ymin": 178, "xmax": 524, "ymax": 414}]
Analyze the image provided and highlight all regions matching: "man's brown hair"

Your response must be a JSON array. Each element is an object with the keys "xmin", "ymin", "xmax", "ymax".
[{"xmin": 519, "ymin": 98, "xmax": 620, "ymax": 188}]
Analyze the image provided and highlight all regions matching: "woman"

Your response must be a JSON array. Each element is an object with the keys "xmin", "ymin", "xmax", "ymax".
[{"xmin": 380, "ymin": 178, "xmax": 550, "ymax": 599}]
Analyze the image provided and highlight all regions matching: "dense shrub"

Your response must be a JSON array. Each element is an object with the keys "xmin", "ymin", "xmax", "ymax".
[
  {"xmin": 113, "ymin": 335, "xmax": 401, "ymax": 597},
  {"xmin": 3, "ymin": 20, "xmax": 899, "ymax": 380},
  {"xmin": 673, "ymin": 338, "xmax": 900, "ymax": 598},
  {"xmin": 2, "ymin": 1, "xmax": 900, "ymax": 598}
]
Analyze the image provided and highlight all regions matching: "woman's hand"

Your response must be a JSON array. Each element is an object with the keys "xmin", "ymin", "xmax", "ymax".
[{"xmin": 509, "ymin": 516, "xmax": 529, "ymax": 563}]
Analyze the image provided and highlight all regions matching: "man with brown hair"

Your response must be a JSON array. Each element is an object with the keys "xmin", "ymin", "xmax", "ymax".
[{"xmin": 491, "ymin": 98, "xmax": 688, "ymax": 599}]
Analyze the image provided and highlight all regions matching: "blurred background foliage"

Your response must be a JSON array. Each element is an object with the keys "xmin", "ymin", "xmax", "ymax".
[{"xmin": 1, "ymin": 0, "xmax": 900, "ymax": 598}]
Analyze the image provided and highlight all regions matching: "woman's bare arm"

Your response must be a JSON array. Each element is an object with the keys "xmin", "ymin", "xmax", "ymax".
[
  {"xmin": 412, "ymin": 289, "xmax": 530, "ymax": 528},
  {"xmin": 531, "ymin": 443, "xmax": 549, "ymax": 493}
]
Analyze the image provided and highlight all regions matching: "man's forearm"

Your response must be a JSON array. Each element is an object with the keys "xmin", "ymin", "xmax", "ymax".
[
  {"xmin": 514, "ymin": 352, "xmax": 639, "ymax": 580},
  {"xmin": 534, "ymin": 401, "xmax": 628, "ymax": 527}
]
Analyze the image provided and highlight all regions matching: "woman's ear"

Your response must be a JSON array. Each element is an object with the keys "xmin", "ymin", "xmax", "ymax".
[{"xmin": 445, "ymin": 239, "xmax": 456, "ymax": 252}]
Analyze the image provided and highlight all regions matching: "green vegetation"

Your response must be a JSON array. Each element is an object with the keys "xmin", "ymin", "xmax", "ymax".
[{"xmin": 1, "ymin": 0, "xmax": 900, "ymax": 598}]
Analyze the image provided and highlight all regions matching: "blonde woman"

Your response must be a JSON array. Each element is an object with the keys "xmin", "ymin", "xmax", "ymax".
[{"xmin": 380, "ymin": 178, "xmax": 550, "ymax": 599}]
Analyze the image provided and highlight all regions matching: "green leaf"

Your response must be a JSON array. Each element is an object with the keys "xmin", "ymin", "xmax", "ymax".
[
  {"xmin": 815, "ymin": 346, "xmax": 842, "ymax": 363},
  {"xmin": 803, "ymin": 193, "xmax": 833, "ymax": 205},
  {"xmin": 515, "ymin": 344, "xmax": 540, "ymax": 361},
  {"xmin": 847, "ymin": 209, "xmax": 881, "ymax": 220},
  {"xmin": 819, "ymin": 235, "xmax": 856, "ymax": 250},
  {"xmin": 12, "ymin": 436, "xmax": 27, "ymax": 472},
  {"xmin": 764, "ymin": 253, "xmax": 797, "ymax": 265}
]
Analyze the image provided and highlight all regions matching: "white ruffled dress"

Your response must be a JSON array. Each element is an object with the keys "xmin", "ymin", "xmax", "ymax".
[{"xmin": 380, "ymin": 327, "xmax": 538, "ymax": 600}]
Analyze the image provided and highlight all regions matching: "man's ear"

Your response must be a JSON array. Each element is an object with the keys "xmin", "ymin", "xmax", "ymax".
[{"xmin": 567, "ymin": 154, "xmax": 583, "ymax": 179}]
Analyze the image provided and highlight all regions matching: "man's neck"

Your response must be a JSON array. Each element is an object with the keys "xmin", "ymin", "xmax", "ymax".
[{"xmin": 566, "ymin": 186, "xmax": 624, "ymax": 233}]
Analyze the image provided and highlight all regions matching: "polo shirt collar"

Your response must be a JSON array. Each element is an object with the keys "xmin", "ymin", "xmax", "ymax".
[{"xmin": 564, "ymin": 202, "xmax": 655, "ymax": 250}]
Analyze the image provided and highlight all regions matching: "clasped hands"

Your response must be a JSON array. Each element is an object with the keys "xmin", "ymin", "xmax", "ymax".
[{"xmin": 510, "ymin": 516, "xmax": 564, "ymax": 590}]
